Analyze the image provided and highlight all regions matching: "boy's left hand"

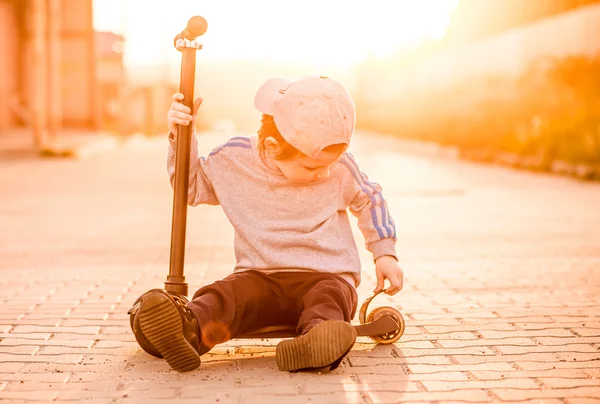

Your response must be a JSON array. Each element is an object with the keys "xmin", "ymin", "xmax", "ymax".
[{"xmin": 374, "ymin": 255, "xmax": 404, "ymax": 295}]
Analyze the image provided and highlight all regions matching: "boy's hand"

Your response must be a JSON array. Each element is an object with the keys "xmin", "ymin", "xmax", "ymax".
[
  {"xmin": 167, "ymin": 93, "xmax": 203, "ymax": 137},
  {"xmin": 374, "ymin": 255, "xmax": 404, "ymax": 295}
]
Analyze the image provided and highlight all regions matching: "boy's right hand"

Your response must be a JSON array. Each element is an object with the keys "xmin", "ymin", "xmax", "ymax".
[{"xmin": 167, "ymin": 93, "xmax": 203, "ymax": 137}]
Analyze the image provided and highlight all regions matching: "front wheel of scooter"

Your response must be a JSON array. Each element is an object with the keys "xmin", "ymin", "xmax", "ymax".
[
  {"xmin": 128, "ymin": 292, "xmax": 192, "ymax": 358},
  {"xmin": 128, "ymin": 295, "xmax": 163, "ymax": 358}
]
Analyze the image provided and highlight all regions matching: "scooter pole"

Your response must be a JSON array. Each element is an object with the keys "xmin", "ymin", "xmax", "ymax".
[{"xmin": 165, "ymin": 16, "xmax": 208, "ymax": 297}]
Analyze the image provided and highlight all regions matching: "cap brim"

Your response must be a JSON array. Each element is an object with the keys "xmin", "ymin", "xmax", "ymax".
[{"xmin": 254, "ymin": 78, "xmax": 292, "ymax": 115}]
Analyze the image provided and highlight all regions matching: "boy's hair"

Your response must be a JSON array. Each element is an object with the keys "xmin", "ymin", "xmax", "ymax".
[{"xmin": 257, "ymin": 114, "xmax": 346, "ymax": 160}]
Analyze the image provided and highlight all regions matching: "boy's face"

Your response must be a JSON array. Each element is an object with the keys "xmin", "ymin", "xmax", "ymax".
[{"xmin": 273, "ymin": 152, "xmax": 341, "ymax": 184}]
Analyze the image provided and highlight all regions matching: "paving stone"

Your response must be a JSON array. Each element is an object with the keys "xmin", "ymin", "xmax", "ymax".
[{"xmin": 1, "ymin": 132, "xmax": 599, "ymax": 403}]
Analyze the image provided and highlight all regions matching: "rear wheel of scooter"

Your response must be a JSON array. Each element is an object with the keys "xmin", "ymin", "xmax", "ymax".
[{"xmin": 367, "ymin": 307, "xmax": 405, "ymax": 344}]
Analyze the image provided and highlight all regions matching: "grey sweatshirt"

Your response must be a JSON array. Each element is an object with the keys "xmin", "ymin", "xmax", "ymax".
[{"xmin": 167, "ymin": 134, "xmax": 397, "ymax": 287}]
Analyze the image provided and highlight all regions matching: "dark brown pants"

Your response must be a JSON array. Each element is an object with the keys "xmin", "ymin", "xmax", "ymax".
[{"xmin": 187, "ymin": 270, "xmax": 358, "ymax": 355}]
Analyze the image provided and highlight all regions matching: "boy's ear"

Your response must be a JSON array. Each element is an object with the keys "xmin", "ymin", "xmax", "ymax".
[{"xmin": 263, "ymin": 137, "xmax": 282, "ymax": 156}]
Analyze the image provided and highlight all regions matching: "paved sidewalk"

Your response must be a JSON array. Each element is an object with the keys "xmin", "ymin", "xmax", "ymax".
[{"xmin": 1, "ymin": 132, "xmax": 599, "ymax": 403}]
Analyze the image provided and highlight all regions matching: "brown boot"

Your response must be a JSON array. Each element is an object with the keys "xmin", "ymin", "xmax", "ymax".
[
  {"xmin": 276, "ymin": 320, "xmax": 356, "ymax": 372},
  {"xmin": 137, "ymin": 289, "xmax": 201, "ymax": 372}
]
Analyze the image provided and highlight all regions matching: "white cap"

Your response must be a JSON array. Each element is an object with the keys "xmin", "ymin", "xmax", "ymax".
[{"xmin": 254, "ymin": 75, "xmax": 355, "ymax": 159}]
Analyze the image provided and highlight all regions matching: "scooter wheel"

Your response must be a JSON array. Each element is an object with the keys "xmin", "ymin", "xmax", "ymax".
[
  {"xmin": 367, "ymin": 306, "xmax": 405, "ymax": 344},
  {"xmin": 128, "ymin": 292, "xmax": 191, "ymax": 358},
  {"xmin": 129, "ymin": 295, "xmax": 163, "ymax": 358}
]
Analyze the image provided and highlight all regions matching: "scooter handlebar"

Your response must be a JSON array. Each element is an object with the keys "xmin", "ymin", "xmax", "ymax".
[{"xmin": 182, "ymin": 16, "xmax": 207, "ymax": 40}]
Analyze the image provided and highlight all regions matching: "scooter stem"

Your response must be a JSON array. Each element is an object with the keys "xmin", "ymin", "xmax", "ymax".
[{"xmin": 165, "ymin": 16, "xmax": 207, "ymax": 297}]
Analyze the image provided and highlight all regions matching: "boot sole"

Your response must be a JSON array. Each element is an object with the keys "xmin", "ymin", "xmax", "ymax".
[
  {"xmin": 138, "ymin": 291, "xmax": 201, "ymax": 372},
  {"xmin": 276, "ymin": 320, "xmax": 356, "ymax": 372}
]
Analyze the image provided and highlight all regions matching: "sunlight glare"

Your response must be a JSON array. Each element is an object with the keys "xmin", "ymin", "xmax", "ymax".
[{"xmin": 93, "ymin": 0, "xmax": 459, "ymax": 67}]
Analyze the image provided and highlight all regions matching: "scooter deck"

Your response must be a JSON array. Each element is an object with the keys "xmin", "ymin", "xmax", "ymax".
[
  {"xmin": 129, "ymin": 300, "xmax": 399, "ymax": 339},
  {"xmin": 236, "ymin": 314, "xmax": 398, "ymax": 339}
]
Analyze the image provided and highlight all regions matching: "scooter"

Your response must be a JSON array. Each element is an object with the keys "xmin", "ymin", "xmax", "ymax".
[{"xmin": 128, "ymin": 16, "xmax": 406, "ymax": 360}]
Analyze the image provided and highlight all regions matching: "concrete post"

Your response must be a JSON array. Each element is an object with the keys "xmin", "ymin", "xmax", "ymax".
[
  {"xmin": 31, "ymin": 0, "xmax": 48, "ymax": 148},
  {"xmin": 47, "ymin": 0, "xmax": 62, "ymax": 142}
]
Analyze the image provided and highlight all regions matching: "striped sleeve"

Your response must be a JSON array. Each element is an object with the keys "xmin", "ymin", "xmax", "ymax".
[
  {"xmin": 167, "ymin": 134, "xmax": 253, "ymax": 206},
  {"xmin": 167, "ymin": 132, "xmax": 220, "ymax": 206},
  {"xmin": 340, "ymin": 152, "xmax": 397, "ymax": 261}
]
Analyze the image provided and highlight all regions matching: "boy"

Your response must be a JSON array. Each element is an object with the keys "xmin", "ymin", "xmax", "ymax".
[{"xmin": 136, "ymin": 76, "xmax": 403, "ymax": 373}]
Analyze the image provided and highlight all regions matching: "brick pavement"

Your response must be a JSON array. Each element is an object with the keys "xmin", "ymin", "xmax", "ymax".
[{"xmin": 0, "ymin": 132, "xmax": 599, "ymax": 403}]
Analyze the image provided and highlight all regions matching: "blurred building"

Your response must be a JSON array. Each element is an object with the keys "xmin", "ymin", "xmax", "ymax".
[
  {"xmin": 447, "ymin": 0, "xmax": 600, "ymax": 44},
  {"xmin": 0, "ymin": 0, "xmax": 99, "ymax": 148},
  {"xmin": 95, "ymin": 31, "xmax": 125, "ymax": 133}
]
